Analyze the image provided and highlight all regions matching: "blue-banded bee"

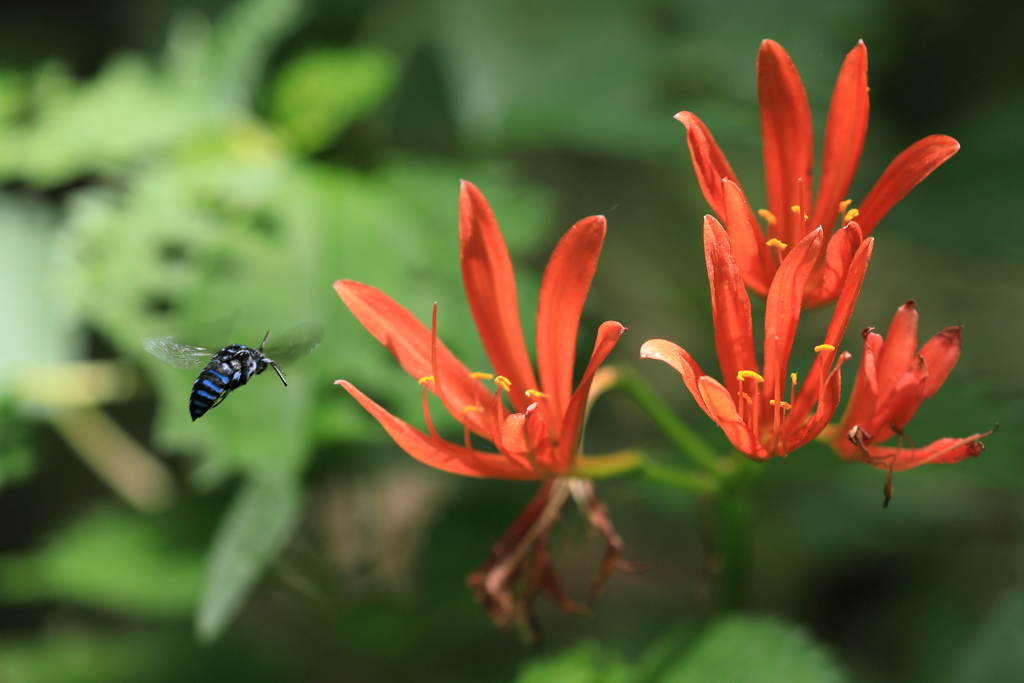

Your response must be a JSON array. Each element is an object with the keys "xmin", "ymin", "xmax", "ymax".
[{"xmin": 143, "ymin": 324, "xmax": 323, "ymax": 420}]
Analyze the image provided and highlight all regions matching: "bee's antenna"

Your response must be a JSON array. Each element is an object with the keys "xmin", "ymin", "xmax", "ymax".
[
  {"xmin": 259, "ymin": 330, "xmax": 271, "ymax": 352},
  {"xmin": 268, "ymin": 360, "xmax": 287, "ymax": 386}
]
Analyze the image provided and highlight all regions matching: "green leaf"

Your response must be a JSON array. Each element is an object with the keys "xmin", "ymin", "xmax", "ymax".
[
  {"xmin": 0, "ymin": 507, "xmax": 203, "ymax": 617},
  {"xmin": 657, "ymin": 616, "xmax": 848, "ymax": 683},
  {"xmin": 513, "ymin": 641, "xmax": 633, "ymax": 683},
  {"xmin": 270, "ymin": 48, "xmax": 399, "ymax": 154},
  {"xmin": 194, "ymin": 475, "xmax": 302, "ymax": 642},
  {"xmin": 951, "ymin": 589, "xmax": 1024, "ymax": 683},
  {"xmin": 0, "ymin": 628, "xmax": 162, "ymax": 683}
]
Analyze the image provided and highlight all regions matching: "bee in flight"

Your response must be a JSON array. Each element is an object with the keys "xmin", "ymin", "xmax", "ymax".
[{"xmin": 143, "ymin": 324, "xmax": 323, "ymax": 420}]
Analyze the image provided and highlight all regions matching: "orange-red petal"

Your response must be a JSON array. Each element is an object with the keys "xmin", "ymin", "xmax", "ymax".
[
  {"xmin": 722, "ymin": 180, "xmax": 771, "ymax": 297},
  {"xmin": 697, "ymin": 376, "xmax": 769, "ymax": 459},
  {"xmin": 675, "ymin": 111, "xmax": 741, "ymax": 218},
  {"xmin": 856, "ymin": 135, "xmax": 960, "ymax": 235},
  {"xmin": 459, "ymin": 181, "xmax": 538, "ymax": 413},
  {"xmin": 536, "ymin": 215, "xmax": 606, "ymax": 422},
  {"xmin": 337, "ymin": 380, "xmax": 536, "ymax": 479},
  {"xmin": 757, "ymin": 39, "xmax": 814, "ymax": 246},
  {"xmin": 866, "ymin": 433, "xmax": 987, "ymax": 472},
  {"xmin": 639, "ymin": 339, "xmax": 712, "ymax": 419},
  {"xmin": 875, "ymin": 301, "xmax": 919, "ymax": 404},
  {"xmin": 920, "ymin": 326, "xmax": 962, "ymax": 399},
  {"xmin": 810, "ymin": 41, "xmax": 869, "ymax": 234}
]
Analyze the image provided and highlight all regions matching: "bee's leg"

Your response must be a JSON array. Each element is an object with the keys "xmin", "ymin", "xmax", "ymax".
[
  {"xmin": 268, "ymin": 360, "xmax": 288, "ymax": 386},
  {"xmin": 259, "ymin": 330, "xmax": 272, "ymax": 352},
  {"xmin": 210, "ymin": 389, "xmax": 231, "ymax": 410}
]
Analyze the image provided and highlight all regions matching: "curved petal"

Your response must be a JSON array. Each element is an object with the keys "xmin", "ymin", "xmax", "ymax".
[
  {"xmin": 459, "ymin": 181, "xmax": 538, "ymax": 412},
  {"xmin": 704, "ymin": 215, "xmax": 758, "ymax": 398},
  {"xmin": 876, "ymin": 301, "xmax": 919, "ymax": 405},
  {"xmin": 639, "ymin": 338, "xmax": 712, "ymax": 419},
  {"xmin": 697, "ymin": 376, "xmax": 769, "ymax": 459},
  {"xmin": 874, "ymin": 354, "xmax": 928, "ymax": 437},
  {"xmin": 675, "ymin": 111, "xmax": 741, "ymax": 217},
  {"xmin": 336, "ymin": 380, "xmax": 536, "ymax": 479},
  {"xmin": 557, "ymin": 321, "xmax": 626, "ymax": 470},
  {"xmin": 525, "ymin": 403, "xmax": 560, "ymax": 474},
  {"xmin": 804, "ymin": 222, "xmax": 864, "ymax": 308},
  {"xmin": 920, "ymin": 326, "xmax": 962, "ymax": 399},
  {"xmin": 757, "ymin": 39, "xmax": 814, "ymax": 246},
  {"xmin": 762, "ymin": 228, "xmax": 823, "ymax": 404},
  {"xmin": 536, "ymin": 215, "xmax": 606, "ymax": 422},
  {"xmin": 856, "ymin": 135, "xmax": 960, "ymax": 235},
  {"xmin": 868, "ymin": 432, "xmax": 988, "ymax": 472},
  {"xmin": 810, "ymin": 41, "xmax": 870, "ymax": 234},
  {"xmin": 786, "ymin": 351, "xmax": 850, "ymax": 452},
  {"xmin": 335, "ymin": 279, "xmax": 491, "ymax": 435},
  {"xmin": 722, "ymin": 180, "xmax": 772, "ymax": 297}
]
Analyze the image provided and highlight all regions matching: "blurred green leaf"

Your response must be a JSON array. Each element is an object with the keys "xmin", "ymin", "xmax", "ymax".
[
  {"xmin": 270, "ymin": 48, "xmax": 399, "ymax": 154},
  {"xmin": 0, "ymin": 405, "xmax": 36, "ymax": 490},
  {"xmin": 0, "ymin": 507, "xmax": 203, "ymax": 617},
  {"xmin": 0, "ymin": 629, "xmax": 161, "ymax": 683},
  {"xmin": 951, "ymin": 588, "xmax": 1024, "ymax": 683},
  {"xmin": 195, "ymin": 475, "xmax": 302, "ymax": 642},
  {"xmin": 656, "ymin": 616, "xmax": 848, "ymax": 683},
  {"xmin": 512, "ymin": 641, "xmax": 632, "ymax": 683}
]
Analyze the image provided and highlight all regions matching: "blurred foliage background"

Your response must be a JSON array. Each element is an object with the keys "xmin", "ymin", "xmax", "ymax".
[{"xmin": 0, "ymin": 0, "xmax": 1021, "ymax": 681}]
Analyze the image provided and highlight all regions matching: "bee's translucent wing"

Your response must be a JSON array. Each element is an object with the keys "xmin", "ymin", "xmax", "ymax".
[
  {"xmin": 142, "ymin": 336, "xmax": 214, "ymax": 369},
  {"xmin": 263, "ymin": 323, "xmax": 324, "ymax": 366}
]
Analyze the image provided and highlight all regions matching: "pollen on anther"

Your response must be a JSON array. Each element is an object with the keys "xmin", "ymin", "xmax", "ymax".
[
  {"xmin": 469, "ymin": 371, "xmax": 494, "ymax": 380},
  {"xmin": 737, "ymin": 370, "xmax": 764, "ymax": 383},
  {"xmin": 417, "ymin": 375, "xmax": 435, "ymax": 385},
  {"xmin": 766, "ymin": 237, "xmax": 788, "ymax": 250},
  {"xmin": 462, "ymin": 405, "xmax": 483, "ymax": 414},
  {"xmin": 769, "ymin": 399, "xmax": 792, "ymax": 409},
  {"xmin": 839, "ymin": 199, "xmax": 853, "ymax": 214},
  {"xmin": 790, "ymin": 372, "xmax": 798, "ymax": 384},
  {"xmin": 844, "ymin": 208, "xmax": 860, "ymax": 223},
  {"xmin": 758, "ymin": 209, "xmax": 777, "ymax": 226},
  {"xmin": 494, "ymin": 375, "xmax": 512, "ymax": 392},
  {"xmin": 790, "ymin": 205, "xmax": 801, "ymax": 214},
  {"xmin": 814, "ymin": 344, "xmax": 836, "ymax": 353},
  {"xmin": 525, "ymin": 389, "xmax": 549, "ymax": 398}
]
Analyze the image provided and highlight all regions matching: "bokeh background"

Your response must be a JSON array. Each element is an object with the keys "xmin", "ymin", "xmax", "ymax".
[{"xmin": 0, "ymin": 0, "xmax": 1021, "ymax": 681}]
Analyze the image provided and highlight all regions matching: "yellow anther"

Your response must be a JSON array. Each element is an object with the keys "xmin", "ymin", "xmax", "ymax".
[
  {"xmin": 737, "ymin": 370, "xmax": 764, "ymax": 383},
  {"xmin": 461, "ymin": 405, "xmax": 483, "ymax": 414},
  {"xmin": 769, "ymin": 399, "xmax": 792, "ymax": 408},
  {"xmin": 417, "ymin": 375, "xmax": 435, "ymax": 385},
  {"xmin": 839, "ymin": 199, "xmax": 852, "ymax": 214},
  {"xmin": 844, "ymin": 207, "xmax": 860, "ymax": 223},
  {"xmin": 525, "ymin": 389, "xmax": 549, "ymax": 398},
  {"xmin": 494, "ymin": 375, "xmax": 511, "ymax": 392},
  {"xmin": 766, "ymin": 237, "xmax": 788, "ymax": 250},
  {"xmin": 469, "ymin": 371, "xmax": 494, "ymax": 380},
  {"xmin": 758, "ymin": 209, "xmax": 777, "ymax": 226},
  {"xmin": 790, "ymin": 205, "xmax": 801, "ymax": 214},
  {"xmin": 790, "ymin": 372, "xmax": 798, "ymax": 384},
  {"xmin": 814, "ymin": 344, "xmax": 836, "ymax": 353}
]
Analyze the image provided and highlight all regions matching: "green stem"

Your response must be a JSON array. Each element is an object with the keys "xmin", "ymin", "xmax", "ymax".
[
  {"xmin": 713, "ymin": 455, "xmax": 759, "ymax": 610},
  {"xmin": 575, "ymin": 451, "xmax": 719, "ymax": 493},
  {"xmin": 612, "ymin": 368, "xmax": 721, "ymax": 472},
  {"xmin": 641, "ymin": 457, "xmax": 719, "ymax": 493}
]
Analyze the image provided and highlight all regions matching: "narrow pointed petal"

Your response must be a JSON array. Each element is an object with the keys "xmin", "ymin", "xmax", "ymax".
[
  {"xmin": 810, "ymin": 41, "xmax": 870, "ymax": 233},
  {"xmin": 762, "ymin": 228, "xmax": 823, "ymax": 402},
  {"xmin": 832, "ymin": 332, "xmax": 884, "ymax": 458},
  {"xmin": 558, "ymin": 321, "xmax": 626, "ymax": 470},
  {"xmin": 704, "ymin": 215, "xmax": 759, "ymax": 397},
  {"xmin": 804, "ymin": 222, "xmax": 865, "ymax": 309},
  {"xmin": 336, "ymin": 279, "xmax": 490, "ymax": 434},
  {"xmin": 790, "ymin": 234, "xmax": 873, "ymax": 424},
  {"xmin": 536, "ymin": 215, "xmax": 606, "ymax": 421},
  {"xmin": 639, "ymin": 339, "xmax": 713, "ymax": 419},
  {"xmin": 697, "ymin": 376, "xmax": 769, "ymax": 459},
  {"xmin": 525, "ymin": 403, "xmax": 560, "ymax": 474},
  {"xmin": 868, "ymin": 433, "xmax": 987, "ymax": 472},
  {"xmin": 675, "ymin": 111, "xmax": 741, "ymax": 217},
  {"xmin": 722, "ymin": 180, "xmax": 772, "ymax": 297},
  {"xmin": 337, "ymin": 381, "xmax": 535, "ymax": 479},
  {"xmin": 856, "ymin": 135, "xmax": 960, "ymax": 235},
  {"xmin": 919, "ymin": 326, "xmax": 962, "ymax": 399},
  {"xmin": 875, "ymin": 301, "xmax": 919, "ymax": 404},
  {"xmin": 870, "ymin": 354, "xmax": 928, "ymax": 440},
  {"xmin": 787, "ymin": 352, "xmax": 850, "ymax": 452},
  {"xmin": 459, "ymin": 181, "xmax": 538, "ymax": 412},
  {"xmin": 757, "ymin": 39, "xmax": 814, "ymax": 245}
]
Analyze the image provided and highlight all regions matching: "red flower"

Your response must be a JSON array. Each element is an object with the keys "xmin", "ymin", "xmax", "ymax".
[
  {"xmin": 641, "ymin": 209, "xmax": 873, "ymax": 459},
  {"xmin": 826, "ymin": 301, "xmax": 993, "ymax": 475},
  {"xmin": 335, "ymin": 181, "xmax": 629, "ymax": 638},
  {"xmin": 678, "ymin": 39, "xmax": 959, "ymax": 306}
]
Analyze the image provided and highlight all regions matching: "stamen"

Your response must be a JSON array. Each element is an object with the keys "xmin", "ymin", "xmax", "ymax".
[
  {"xmin": 766, "ymin": 238, "xmax": 788, "ymax": 250},
  {"xmin": 758, "ymin": 209, "xmax": 777, "ymax": 226},
  {"xmin": 469, "ymin": 371, "xmax": 494, "ymax": 380},
  {"xmin": 420, "ymin": 379, "xmax": 440, "ymax": 439},
  {"xmin": 844, "ymin": 207, "xmax": 860, "ymax": 223},
  {"xmin": 417, "ymin": 375, "xmax": 435, "ymax": 385},
  {"xmin": 814, "ymin": 344, "xmax": 836, "ymax": 353},
  {"xmin": 839, "ymin": 199, "xmax": 852, "ymax": 214},
  {"xmin": 494, "ymin": 375, "xmax": 511, "ymax": 392},
  {"xmin": 736, "ymin": 370, "xmax": 764, "ymax": 383},
  {"xmin": 769, "ymin": 399, "xmax": 791, "ymax": 408},
  {"xmin": 525, "ymin": 389, "xmax": 549, "ymax": 398},
  {"xmin": 462, "ymin": 405, "xmax": 483, "ymax": 414},
  {"xmin": 790, "ymin": 205, "xmax": 801, "ymax": 214}
]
